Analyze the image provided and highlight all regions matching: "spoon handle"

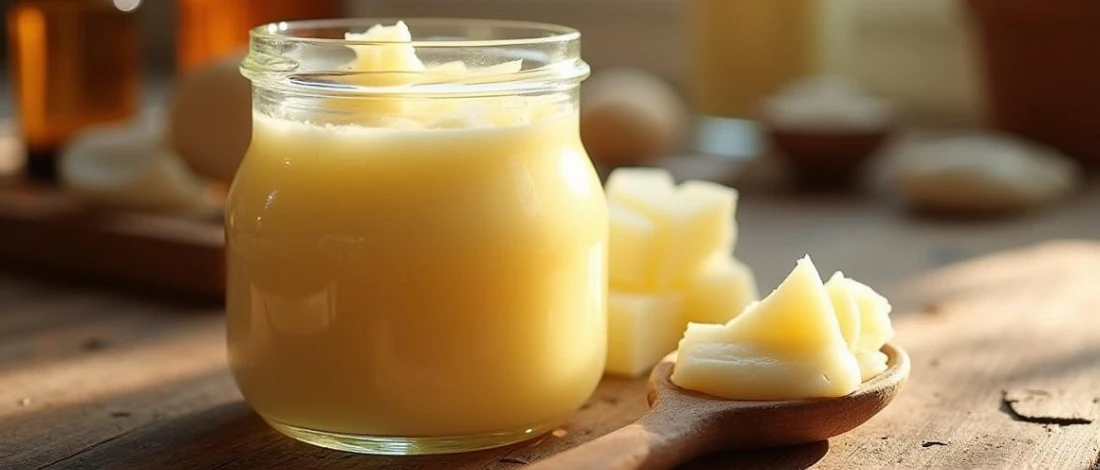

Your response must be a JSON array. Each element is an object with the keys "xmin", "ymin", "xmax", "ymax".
[{"xmin": 526, "ymin": 413, "xmax": 709, "ymax": 470}]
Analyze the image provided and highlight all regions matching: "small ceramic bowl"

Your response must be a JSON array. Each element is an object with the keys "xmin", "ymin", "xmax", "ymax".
[{"xmin": 765, "ymin": 122, "xmax": 894, "ymax": 192}]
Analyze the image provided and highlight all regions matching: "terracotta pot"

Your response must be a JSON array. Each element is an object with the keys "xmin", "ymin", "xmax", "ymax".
[{"xmin": 967, "ymin": 0, "xmax": 1100, "ymax": 168}]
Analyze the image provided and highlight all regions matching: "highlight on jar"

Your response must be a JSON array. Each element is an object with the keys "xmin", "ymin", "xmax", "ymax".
[{"xmin": 225, "ymin": 18, "xmax": 907, "ymax": 459}]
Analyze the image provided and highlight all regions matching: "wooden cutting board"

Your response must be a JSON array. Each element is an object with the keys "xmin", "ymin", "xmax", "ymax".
[{"xmin": 0, "ymin": 183, "xmax": 224, "ymax": 300}]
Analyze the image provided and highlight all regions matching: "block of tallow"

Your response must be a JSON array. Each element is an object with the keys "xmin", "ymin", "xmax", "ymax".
[
  {"xmin": 605, "ymin": 291, "xmax": 684, "ymax": 377},
  {"xmin": 672, "ymin": 256, "xmax": 870, "ymax": 400},
  {"xmin": 344, "ymin": 21, "xmax": 426, "ymax": 87},
  {"xmin": 604, "ymin": 255, "xmax": 759, "ymax": 378},
  {"xmin": 682, "ymin": 255, "xmax": 759, "ymax": 325},
  {"xmin": 605, "ymin": 167, "xmax": 737, "ymax": 291},
  {"xmin": 826, "ymin": 271, "xmax": 895, "ymax": 380},
  {"xmin": 603, "ymin": 167, "xmax": 757, "ymax": 378},
  {"xmin": 608, "ymin": 200, "xmax": 663, "ymax": 291}
]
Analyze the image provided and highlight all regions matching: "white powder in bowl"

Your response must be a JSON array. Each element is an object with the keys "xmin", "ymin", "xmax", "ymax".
[{"xmin": 762, "ymin": 76, "xmax": 893, "ymax": 132}]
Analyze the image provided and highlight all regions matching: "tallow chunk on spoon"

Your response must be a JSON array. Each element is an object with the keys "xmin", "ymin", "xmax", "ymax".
[
  {"xmin": 528, "ymin": 256, "xmax": 907, "ymax": 469},
  {"xmin": 674, "ymin": 255, "xmax": 894, "ymax": 399},
  {"xmin": 527, "ymin": 345, "xmax": 909, "ymax": 470}
]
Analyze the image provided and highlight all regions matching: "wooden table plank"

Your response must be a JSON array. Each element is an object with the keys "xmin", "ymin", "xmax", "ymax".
[
  {"xmin": 0, "ymin": 284, "xmax": 226, "ymax": 468},
  {"xmin": 0, "ymin": 186, "xmax": 225, "ymax": 301},
  {"xmin": 808, "ymin": 241, "xmax": 1100, "ymax": 469},
  {"xmin": 1, "ymin": 181, "xmax": 1099, "ymax": 469},
  {"xmin": 6, "ymin": 241, "xmax": 1099, "ymax": 469}
]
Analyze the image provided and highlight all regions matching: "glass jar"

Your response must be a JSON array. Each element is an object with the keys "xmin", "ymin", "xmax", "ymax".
[{"xmin": 228, "ymin": 19, "xmax": 606, "ymax": 455}]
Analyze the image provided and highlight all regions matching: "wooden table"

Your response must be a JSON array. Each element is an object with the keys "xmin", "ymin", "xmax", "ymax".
[{"xmin": 2, "ymin": 178, "xmax": 1100, "ymax": 469}]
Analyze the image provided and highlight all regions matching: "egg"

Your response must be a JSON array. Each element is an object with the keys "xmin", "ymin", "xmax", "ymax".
[
  {"xmin": 581, "ymin": 68, "xmax": 689, "ymax": 166},
  {"xmin": 168, "ymin": 56, "xmax": 253, "ymax": 183}
]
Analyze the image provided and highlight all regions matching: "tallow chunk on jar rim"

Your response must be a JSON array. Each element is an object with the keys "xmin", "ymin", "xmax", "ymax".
[
  {"xmin": 272, "ymin": 21, "xmax": 567, "ymax": 129},
  {"xmin": 284, "ymin": 21, "xmax": 552, "ymax": 130}
]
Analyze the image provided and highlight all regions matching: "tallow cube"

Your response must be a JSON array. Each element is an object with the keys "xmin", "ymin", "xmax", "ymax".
[
  {"xmin": 605, "ymin": 167, "xmax": 677, "ymax": 208},
  {"xmin": 608, "ymin": 201, "xmax": 661, "ymax": 291},
  {"xmin": 605, "ymin": 291, "xmax": 683, "ymax": 377},
  {"xmin": 605, "ymin": 169, "xmax": 738, "ymax": 290},
  {"xmin": 683, "ymin": 256, "xmax": 759, "ymax": 326}
]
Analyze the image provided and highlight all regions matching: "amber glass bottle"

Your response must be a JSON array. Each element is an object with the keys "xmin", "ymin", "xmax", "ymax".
[
  {"xmin": 7, "ymin": 0, "xmax": 141, "ymax": 181},
  {"xmin": 175, "ymin": 0, "xmax": 341, "ymax": 74}
]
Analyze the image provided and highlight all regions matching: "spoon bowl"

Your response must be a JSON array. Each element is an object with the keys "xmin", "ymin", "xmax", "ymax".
[{"xmin": 528, "ymin": 342, "xmax": 910, "ymax": 470}]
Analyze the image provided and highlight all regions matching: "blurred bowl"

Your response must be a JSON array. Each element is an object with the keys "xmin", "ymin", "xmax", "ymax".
[{"xmin": 765, "ymin": 123, "xmax": 893, "ymax": 192}]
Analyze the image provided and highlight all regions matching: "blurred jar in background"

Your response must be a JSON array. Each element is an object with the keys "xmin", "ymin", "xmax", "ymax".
[
  {"xmin": 688, "ymin": 0, "xmax": 822, "ymax": 120},
  {"xmin": 175, "ymin": 0, "xmax": 341, "ymax": 74},
  {"xmin": 845, "ymin": 0, "xmax": 984, "ymax": 129},
  {"xmin": 968, "ymin": 0, "xmax": 1100, "ymax": 168},
  {"xmin": 7, "ymin": 0, "xmax": 142, "ymax": 182},
  {"xmin": 686, "ymin": 0, "xmax": 827, "ymax": 158}
]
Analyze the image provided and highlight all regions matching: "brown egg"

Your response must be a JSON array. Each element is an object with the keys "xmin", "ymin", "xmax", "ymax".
[
  {"xmin": 167, "ymin": 55, "xmax": 252, "ymax": 183},
  {"xmin": 581, "ymin": 68, "xmax": 689, "ymax": 166}
]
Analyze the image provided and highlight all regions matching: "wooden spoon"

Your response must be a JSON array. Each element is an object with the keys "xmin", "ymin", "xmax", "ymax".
[{"xmin": 528, "ymin": 342, "xmax": 910, "ymax": 470}]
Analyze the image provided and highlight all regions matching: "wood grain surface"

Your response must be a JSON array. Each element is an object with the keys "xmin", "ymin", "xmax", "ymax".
[
  {"xmin": 525, "ymin": 344, "xmax": 910, "ymax": 470},
  {"xmin": 1, "ymin": 180, "xmax": 1099, "ymax": 469}
]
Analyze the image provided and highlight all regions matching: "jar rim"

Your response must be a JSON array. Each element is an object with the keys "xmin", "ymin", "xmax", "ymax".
[
  {"xmin": 249, "ymin": 17, "xmax": 582, "ymax": 48},
  {"xmin": 242, "ymin": 18, "xmax": 589, "ymax": 98}
]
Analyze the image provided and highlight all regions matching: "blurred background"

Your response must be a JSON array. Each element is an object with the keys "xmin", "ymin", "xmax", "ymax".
[{"xmin": 0, "ymin": 0, "xmax": 1097, "ymax": 294}]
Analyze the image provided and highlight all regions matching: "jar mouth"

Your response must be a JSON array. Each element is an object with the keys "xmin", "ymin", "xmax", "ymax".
[
  {"xmin": 250, "ymin": 17, "xmax": 581, "ymax": 48},
  {"xmin": 242, "ymin": 18, "xmax": 590, "ymax": 98}
]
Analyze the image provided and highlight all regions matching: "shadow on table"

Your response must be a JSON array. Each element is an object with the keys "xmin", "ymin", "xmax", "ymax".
[
  {"xmin": 38, "ymin": 400, "xmax": 556, "ymax": 470},
  {"xmin": 679, "ymin": 441, "xmax": 829, "ymax": 470},
  {"xmin": 34, "ymin": 395, "xmax": 830, "ymax": 470}
]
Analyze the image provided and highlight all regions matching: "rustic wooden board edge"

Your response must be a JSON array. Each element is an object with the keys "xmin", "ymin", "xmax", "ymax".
[{"xmin": 0, "ymin": 185, "xmax": 226, "ymax": 302}]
